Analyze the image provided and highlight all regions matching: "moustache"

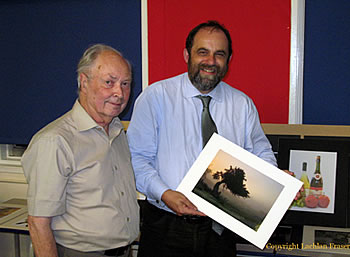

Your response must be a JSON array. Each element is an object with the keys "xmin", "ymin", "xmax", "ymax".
[{"xmin": 199, "ymin": 64, "xmax": 219, "ymax": 72}]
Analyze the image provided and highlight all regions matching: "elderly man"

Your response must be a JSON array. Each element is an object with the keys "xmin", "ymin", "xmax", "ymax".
[
  {"xmin": 127, "ymin": 21, "xmax": 277, "ymax": 257},
  {"xmin": 22, "ymin": 44, "xmax": 139, "ymax": 257}
]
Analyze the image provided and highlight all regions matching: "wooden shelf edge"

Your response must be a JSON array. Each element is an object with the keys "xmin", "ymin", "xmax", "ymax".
[
  {"xmin": 0, "ymin": 172, "xmax": 27, "ymax": 184},
  {"xmin": 262, "ymin": 124, "xmax": 350, "ymax": 137}
]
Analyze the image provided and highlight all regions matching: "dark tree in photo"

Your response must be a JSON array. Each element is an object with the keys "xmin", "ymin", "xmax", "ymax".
[{"xmin": 212, "ymin": 166, "xmax": 250, "ymax": 198}]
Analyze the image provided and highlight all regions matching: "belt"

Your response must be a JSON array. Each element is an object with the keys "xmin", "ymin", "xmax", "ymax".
[
  {"xmin": 145, "ymin": 201, "xmax": 210, "ymax": 225},
  {"xmin": 103, "ymin": 245, "xmax": 129, "ymax": 256},
  {"xmin": 180, "ymin": 214, "xmax": 210, "ymax": 224}
]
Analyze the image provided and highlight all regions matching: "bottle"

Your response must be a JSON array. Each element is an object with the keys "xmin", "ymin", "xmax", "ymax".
[
  {"xmin": 300, "ymin": 162, "xmax": 310, "ymax": 196},
  {"xmin": 310, "ymin": 156, "xmax": 323, "ymax": 196}
]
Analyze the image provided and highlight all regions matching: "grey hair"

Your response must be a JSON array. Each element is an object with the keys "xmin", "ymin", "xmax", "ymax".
[{"xmin": 76, "ymin": 44, "xmax": 126, "ymax": 89}]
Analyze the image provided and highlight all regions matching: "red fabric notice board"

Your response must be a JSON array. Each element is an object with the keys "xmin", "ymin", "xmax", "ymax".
[{"xmin": 148, "ymin": 0, "xmax": 291, "ymax": 124}]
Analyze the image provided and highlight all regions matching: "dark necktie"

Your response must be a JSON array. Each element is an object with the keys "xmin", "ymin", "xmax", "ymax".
[{"xmin": 197, "ymin": 95, "xmax": 218, "ymax": 148}]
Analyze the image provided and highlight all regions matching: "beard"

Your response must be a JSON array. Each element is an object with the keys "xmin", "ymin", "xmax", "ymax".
[{"xmin": 187, "ymin": 58, "xmax": 228, "ymax": 92}]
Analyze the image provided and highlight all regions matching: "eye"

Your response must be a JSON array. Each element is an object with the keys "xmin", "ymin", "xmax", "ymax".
[
  {"xmin": 105, "ymin": 80, "xmax": 114, "ymax": 88},
  {"xmin": 121, "ymin": 81, "xmax": 131, "ymax": 88},
  {"xmin": 215, "ymin": 51, "xmax": 226, "ymax": 58},
  {"xmin": 198, "ymin": 50, "xmax": 208, "ymax": 56}
]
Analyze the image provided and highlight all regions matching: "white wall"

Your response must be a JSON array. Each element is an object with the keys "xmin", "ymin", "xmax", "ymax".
[{"xmin": 0, "ymin": 182, "xmax": 27, "ymax": 203}]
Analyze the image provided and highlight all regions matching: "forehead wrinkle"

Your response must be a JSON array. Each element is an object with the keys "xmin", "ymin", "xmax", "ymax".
[
  {"xmin": 93, "ymin": 52, "xmax": 132, "ymax": 80},
  {"xmin": 107, "ymin": 73, "xmax": 132, "ymax": 82},
  {"xmin": 108, "ymin": 73, "xmax": 118, "ymax": 80}
]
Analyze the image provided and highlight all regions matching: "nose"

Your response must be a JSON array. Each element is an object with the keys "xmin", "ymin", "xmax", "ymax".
[
  {"xmin": 206, "ymin": 54, "xmax": 216, "ymax": 65},
  {"xmin": 112, "ymin": 83, "xmax": 124, "ymax": 99}
]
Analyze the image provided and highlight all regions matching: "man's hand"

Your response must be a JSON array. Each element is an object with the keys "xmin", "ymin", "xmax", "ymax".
[
  {"xmin": 284, "ymin": 170, "xmax": 304, "ymax": 200},
  {"xmin": 161, "ymin": 189, "xmax": 206, "ymax": 216}
]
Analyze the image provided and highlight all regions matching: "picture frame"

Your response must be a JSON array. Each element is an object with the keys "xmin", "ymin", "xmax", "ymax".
[
  {"xmin": 177, "ymin": 133, "xmax": 302, "ymax": 249},
  {"xmin": 277, "ymin": 138, "xmax": 350, "ymax": 227},
  {"xmin": 289, "ymin": 149, "xmax": 337, "ymax": 214},
  {"xmin": 0, "ymin": 203, "xmax": 27, "ymax": 225},
  {"xmin": 302, "ymin": 225, "xmax": 350, "ymax": 254}
]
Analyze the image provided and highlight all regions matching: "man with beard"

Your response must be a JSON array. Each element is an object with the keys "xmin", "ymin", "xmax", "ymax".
[{"xmin": 127, "ymin": 20, "xmax": 276, "ymax": 257}]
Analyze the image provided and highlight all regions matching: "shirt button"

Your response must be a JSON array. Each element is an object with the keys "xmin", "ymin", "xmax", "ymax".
[
  {"xmin": 121, "ymin": 192, "xmax": 124, "ymax": 196},
  {"xmin": 114, "ymin": 166, "xmax": 118, "ymax": 171},
  {"xmin": 127, "ymin": 217, "xmax": 130, "ymax": 222}
]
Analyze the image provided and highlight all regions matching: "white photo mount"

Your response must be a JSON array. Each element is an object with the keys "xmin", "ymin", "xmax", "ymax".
[
  {"xmin": 177, "ymin": 133, "xmax": 302, "ymax": 249},
  {"xmin": 0, "ymin": 212, "xmax": 28, "ymax": 231},
  {"xmin": 0, "ymin": 203, "xmax": 27, "ymax": 225}
]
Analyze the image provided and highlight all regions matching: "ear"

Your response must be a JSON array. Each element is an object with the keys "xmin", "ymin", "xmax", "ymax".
[
  {"xmin": 183, "ymin": 48, "xmax": 189, "ymax": 64},
  {"xmin": 79, "ymin": 73, "xmax": 88, "ymax": 92}
]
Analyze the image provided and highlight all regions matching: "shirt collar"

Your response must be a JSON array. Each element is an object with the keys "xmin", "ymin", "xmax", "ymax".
[
  {"xmin": 71, "ymin": 100, "xmax": 123, "ymax": 134},
  {"xmin": 182, "ymin": 72, "xmax": 223, "ymax": 102}
]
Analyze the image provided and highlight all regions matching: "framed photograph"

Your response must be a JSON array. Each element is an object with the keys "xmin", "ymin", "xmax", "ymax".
[
  {"xmin": 289, "ymin": 150, "xmax": 337, "ymax": 213},
  {"xmin": 278, "ymin": 138, "xmax": 350, "ymax": 227},
  {"xmin": 177, "ymin": 133, "xmax": 302, "ymax": 249},
  {"xmin": 0, "ymin": 203, "xmax": 27, "ymax": 225},
  {"xmin": 302, "ymin": 225, "xmax": 350, "ymax": 254},
  {"xmin": 0, "ymin": 212, "xmax": 28, "ymax": 231}
]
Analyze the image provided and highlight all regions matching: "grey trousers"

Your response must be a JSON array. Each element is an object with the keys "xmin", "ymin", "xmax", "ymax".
[{"xmin": 56, "ymin": 244, "xmax": 132, "ymax": 257}]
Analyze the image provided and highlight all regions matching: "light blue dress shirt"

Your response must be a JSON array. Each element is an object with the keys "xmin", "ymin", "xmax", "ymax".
[{"xmin": 127, "ymin": 72, "xmax": 276, "ymax": 212}]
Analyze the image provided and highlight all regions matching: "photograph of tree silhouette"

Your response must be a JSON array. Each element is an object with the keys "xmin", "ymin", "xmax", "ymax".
[
  {"xmin": 211, "ymin": 166, "xmax": 250, "ymax": 199},
  {"xmin": 193, "ymin": 150, "xmax": 283, "ymax": 231}
]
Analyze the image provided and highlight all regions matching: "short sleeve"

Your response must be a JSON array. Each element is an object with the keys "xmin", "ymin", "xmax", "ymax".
[{"xmin": 22, "ymin": 135, "xmax": 72, "ymax": 216}]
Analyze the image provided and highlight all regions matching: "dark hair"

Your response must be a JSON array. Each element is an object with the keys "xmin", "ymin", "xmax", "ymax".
[{"xmin": 185, "ymin": 20, "xmax": 233, "ymax": 60}]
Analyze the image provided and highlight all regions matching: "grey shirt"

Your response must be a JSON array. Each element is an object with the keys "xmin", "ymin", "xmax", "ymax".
[{"xmin": 22, "ymin": 100, "xmax": 139, "ymax": 252}]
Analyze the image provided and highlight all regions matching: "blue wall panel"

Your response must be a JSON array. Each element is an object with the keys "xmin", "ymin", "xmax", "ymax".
[
  {"xmin": 303, "ymin": 0, "xmax": 350, "ymax": 125},
  {"xmin": 0, "ymin": 0, "xmax": 142, "ymax": 144}
]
